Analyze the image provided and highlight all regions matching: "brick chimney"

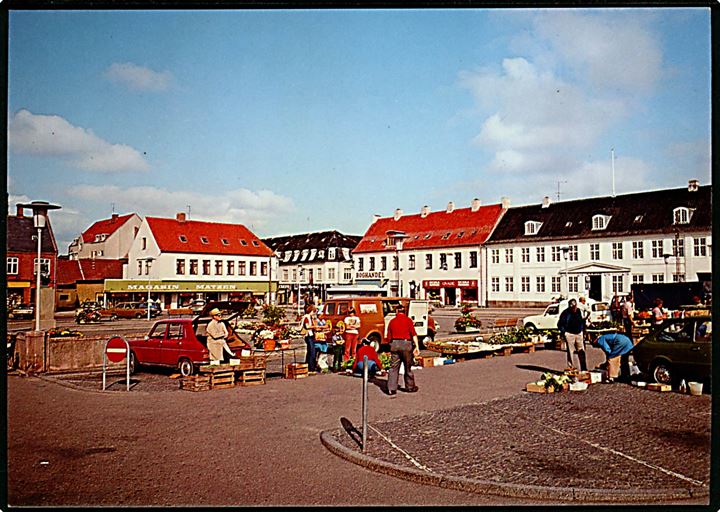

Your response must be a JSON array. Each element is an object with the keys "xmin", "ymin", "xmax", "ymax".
[
  {"xmin": 393, "ymin": 208, "xmax": 403, "ymax": 221},
  {"xmin": 470, "ymin": 198, "xmax": 482, "ymax": 212},
  {"xmin": 542, "ymin": 196, "xmax": 552, "ymax": 208},
  {"xmin": 501, "ymin": 197, "xmax": 511, "ymax": 209},
  {"xmin": 688, "ymin": 179, "xmax": 699, "ymax": 192},
  {"xmin": 176, "ymin": 212, "xmax": 187, "ymax": 223},
  {"xmin": 446, "ymin": 201, "xmax": 454, "ymax": 213},
  {"xmin": 111, "ymin": 213, "xmax": 119, "ymax": 221},
  {"xmin": 371, "ymin": 214, "xmax": 381, "ymax": 224},
  {"xmin": 420, "ymin": 205, "xmax": 431, "ymax": 218},
  {"xmin": 16, "ymin": 205, "xmax": 24, "ymax": 217}
]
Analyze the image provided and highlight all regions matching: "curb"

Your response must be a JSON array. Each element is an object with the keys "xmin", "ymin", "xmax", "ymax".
[{"xmin": 319, "ymin": 430, "xmax": 708, "ymax": 503}]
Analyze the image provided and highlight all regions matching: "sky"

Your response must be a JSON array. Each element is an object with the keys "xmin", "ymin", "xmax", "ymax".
[{"xmin": 7, "ymin": 8, "xmax": 711, "ymax": 254}]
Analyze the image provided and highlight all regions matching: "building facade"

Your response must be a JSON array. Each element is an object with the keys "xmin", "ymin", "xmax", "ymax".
[
  {"xmin": 56, "ymin": 257, "xmax": 124, "ymax": 309},
  {"xmin": 263, "ymin": 231, "xmax": 361, "ymax": 304},
  {"xmin": 484, "ymin": 181, "xmax": 712, "ymax": 306},
  {"xmin": 7, "ymin": 206, "xmax": 59, "ymax": 306},
  {"xmin": 68, "ymin": 213, "xmax": 142, "ymax": 260},
  {"xmin": 104, "ymin": 213, "xmax": 278, "ymax": 308},
  {"xmin": 352, "ymin": 199, "xmax": 507, "ymax": 306}
]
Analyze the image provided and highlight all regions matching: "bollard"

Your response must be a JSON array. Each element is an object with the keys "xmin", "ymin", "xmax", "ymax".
[{"xmin": 361, "ymin": 355, "xmax": 369, "ymax": 452}]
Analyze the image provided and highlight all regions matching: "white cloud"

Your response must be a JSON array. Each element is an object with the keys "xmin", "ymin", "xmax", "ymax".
[
  {"xmin": 103, "ymin": 62, "xmax": 173, "ymax": 92},
  {"xmin": 8, "ymin": 109, "xmax": 150, "ymax": 173}
]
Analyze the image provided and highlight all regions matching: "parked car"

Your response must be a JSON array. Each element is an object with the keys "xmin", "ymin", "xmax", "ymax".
[
  {"xmin": 189, "ymin": 299, "xmax": 206, "ymax": 314},
  {"xmin": 138, "ymin": 302, "xmax": 162, "ymax": 317},
  {"xmin": 632, "ymin": 315, "xmax": 711, "ymax": 386},
  {"xmin": 101, "ymin": 301, "xmax": 160, "ymax": 319},
  {"xmin": 523, "ymin": 298, "xmax": 608, "ymax": 332},
  {"xmin": 128, "ymin": 301, "xmax": 252, "ymax": 376},
  {"xmin": 8, "ymin": 303, "xmax": 34, "ymax": 320},
  {"xmin": 321, "ymin": 297, "xmax": 435, "ymax": 352}
]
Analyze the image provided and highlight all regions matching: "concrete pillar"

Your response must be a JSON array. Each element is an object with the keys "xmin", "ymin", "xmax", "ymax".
[
  {"xmin": 17, "ymin": 331, "xmax": 46, "ymax": 373},
  {"xmin": 39, "ymin": 286, "xmax": 56, "ymax": 330}
]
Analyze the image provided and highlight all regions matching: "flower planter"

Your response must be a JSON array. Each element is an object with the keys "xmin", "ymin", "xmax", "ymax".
[{"xmin": 263, "ymin": 339, "xmax": 276, "ymax": 351}]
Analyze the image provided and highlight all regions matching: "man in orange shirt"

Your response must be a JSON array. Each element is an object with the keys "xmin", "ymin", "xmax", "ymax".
[{"xmin": 385, "ymin": 304, "xmax": 419, "ymax": 396}]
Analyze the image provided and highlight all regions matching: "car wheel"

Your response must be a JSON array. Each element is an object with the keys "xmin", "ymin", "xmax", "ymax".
[
  {"xmin": 651, "ymin": 360, "xmax": 673, "ymax": 385},
  {"xmin": 136, "ymin": 312, "xmax": 144, "ymax": 319},
  {"xmin": 524, "ymin": 323, "xmax": 537, "ymax": 333},
  {"xmin": 129, "ymin": 352, "xmax": 138, "ymax": 375},
  {"xmin": 110, "ymin": 314, "xmax": 118, "ymax": 321},
  {"xmin": 368, "ymin": 333, "xmax": 382, "ymax": 353},
  {"xmin": 178, "ymin": 358, "xmax": 194, "ymax": 377}
]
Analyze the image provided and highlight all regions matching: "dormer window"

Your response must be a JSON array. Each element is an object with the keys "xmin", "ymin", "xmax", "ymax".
[
  {"xmin": 240, "ymin": 239, "xmax": 248, "ymax": 246},
  {"xmin": 565, "ymin": 221, "xmax": 573, "ymax": 228},
  {"xmin": 200, "ymin": 236, "xmax": 209, "ymax": 244},
  {"xmin": 318, "ymin": 249, "xmax": 325, "ymax": 259},
  {"xmin": 329, "ymin": 248, "xmax": 336, "ymax": 259},
  {"xmin": 634, "ymin": 215, "xmax": 644, "ymax": 224},
  {"xmin": 673, "ymin": 207, "xmax": 693, "ymax": 225},
  {"xmin": 251, "ymin": 240, "xmax": 260, "ymax": 247},
  {"xmin": 592, "ymin": 214, "xmax": 611, "ymax": 231},
  {"xmin": 221, "ymin": 238, "xmax": 229, "ymax": 246},
  {"xmin": 178, "ymin": 235, "xmax": 188, "ymax": 243},
  {"xmin": 457, "ymin": 231, "xmax": 464, "ymax": 238},
  {"xmin": 524, "ymin": 221, "xmax": 543, "ymax": 236},
  {"xmin": 442, "ymin": 232, "xmax": 451, "ymax": 240},
  {"xmin": 424, "ymin": 234, "xmax": 432, "ymax": 240}
]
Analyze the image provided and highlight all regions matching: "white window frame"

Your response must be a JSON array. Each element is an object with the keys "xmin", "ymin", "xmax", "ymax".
[
  {"xmin": 632, "ymin": 241, "xmax": 644, "ymax": 259},
  {"xmin": 536, "ymin": 276, "xmax": 545, "ymax": 292},
  {"xmin": 505, "ymin": 276, "xmax": 514, "ymax": 292},
  {"xmin": 569, "ymin": 275, "xmax": 579, "ymax": 293},
  {"xmin": 590, "ymin": 243, "xmax": 600, "ymax": 261},
  {"xmin": 524, "ymin": 220, "xmax": 542, "ymax": 235},
  {"xmin": 491, "ymin": 277, "xmax": 500, "ymax": 293},
  {"xmin": 693, "ymin": 237, "xmax": 707, "ymax": 257},
  {"xmin": 7, "ymin": 257, "xmax": 19, "ymax": 275},
  {"xmin": 521, "ymin": 247, "xmax": 530, "ymax": 263},
  {"xmin": 536, "ymin": 246, "xmax": 545, "ymax": 262},
  {"xmin": 521, "ymin": 276, "xmax": 530, "ymax": 292},
  {"xmin": 612, "ymin": 242, "xmax": 623, "ymax": 260},
  {"xmin": 591, "ymin": 214, "xmax": 611, "ymax": 231},
  {"xmin": 673, "ymin": 207, "xmax": 692, "ymax": 225}
]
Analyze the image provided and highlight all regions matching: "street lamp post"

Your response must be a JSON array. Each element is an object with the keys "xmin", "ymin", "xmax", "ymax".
[
  {"xmin": 139, "ymin": 256, "xmax": 156, "ymax": 320},
  {"xmin": 18, "ymin": 201, "xmax": 62, "ymax": 332},
  {"xmin": 561, "ymin": 245, "xmax": 570, "ymax": 299},
  {"xmin": 297, "ymin": 264, "xmax": 303, "ymax": 316},
  {"xmin": 662, "ymin": 253, "xmax": 672, "ymax": 282},
  {"xmin": 386, "ymin": 230, "xmax": 408, "ymax": 297}
]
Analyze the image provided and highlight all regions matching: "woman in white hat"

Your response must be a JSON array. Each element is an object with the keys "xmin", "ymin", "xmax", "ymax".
[{"xmin": 207, "ymin": 308, "xmax": 231, "ymax": 361}]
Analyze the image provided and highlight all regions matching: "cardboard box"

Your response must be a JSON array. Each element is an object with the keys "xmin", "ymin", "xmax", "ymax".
[
  {"xmin": 526, "ymin": 382, "xmax": 553, "ymax": 393},
  {"xmin": 647, "ymin": 383, "xmax": 671, "ymax": 392}
]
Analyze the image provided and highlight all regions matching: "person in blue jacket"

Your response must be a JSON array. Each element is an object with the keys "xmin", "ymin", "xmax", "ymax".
[{"xmin": 591, "ymin": 332, "xmax": 635, "ymax": 383}]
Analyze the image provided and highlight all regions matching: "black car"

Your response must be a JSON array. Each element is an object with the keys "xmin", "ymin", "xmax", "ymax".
[
  {"xmin": 8, "ymin": 304, "xmax": 34, "ymax": 320},
  {"xmin": 632, "ymin": 315, "xmax": 711, "ymax": 386}
]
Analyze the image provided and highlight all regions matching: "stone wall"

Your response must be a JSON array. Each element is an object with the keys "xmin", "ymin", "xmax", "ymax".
[{"xmin": 14, "ymin": 332, "xmax": 126, "ymax": 373}]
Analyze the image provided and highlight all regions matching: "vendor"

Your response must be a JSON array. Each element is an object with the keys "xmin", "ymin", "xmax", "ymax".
[
  {"xmin": 353, "ymin": 338, "xmax": 383, "ymax": 377},
  {"xmin": 206, "ymin": 308, "xmax": 235, "ymax": 362},
  {"xmin": 590, "ymin": 332, "xmax": 635, "ymax": 383}
]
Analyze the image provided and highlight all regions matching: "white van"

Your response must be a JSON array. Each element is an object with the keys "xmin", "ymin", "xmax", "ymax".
[{"xmin": 523, "ymin": 298, "xmax": 610, "ymax": 332}]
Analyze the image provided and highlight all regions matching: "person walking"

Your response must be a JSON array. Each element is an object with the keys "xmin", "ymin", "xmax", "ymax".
[
  {"xmin": 301, "ymin": 304, "xmax": 318, "ymax": 373},
  {"xmin": 385, "ymin": 304, "xmax": 419, "ymax": 396},
  {"xmin": 621, "ymin": 295, "xmax": 635, "ymax": 338},
  {"xmin": 343, "ymin": 307, "xmax": 361, "ymax": 361},
  {"xmin": 590, "ymin": 331, "xmax": 635, "ymax": 383},
  {"xmin": 557, "ymin": 299, "xmax": 587, "ymax": 371}
]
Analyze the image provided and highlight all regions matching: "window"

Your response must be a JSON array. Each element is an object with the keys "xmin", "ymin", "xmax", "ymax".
[
  {"xmin": 693, "ymin": 237, "xmax": 707, "ymax": 257},
  {"xmin": 227, "ymin": 261, "xmax": 235, "ymax": 275},
  {"xmin": 202, "ymin": 260, "xmax": 210, "ymax": 275},
  {"xmin": 425, "ymin": 254, "xmax": 433, "ymax": 270},
  {"xmin": 343, "ymin": 267, "xmax": 352, "ymax": 281},
  {"xmin": 672, "ymin": 273, "xmax": 685, "ymax": 283},
  {"xmin": 524, "ymin": 220, "xmax": 542, "ymax": 235},
  {"xmin": 672, "ymin": 238, "xmax": 684, "ymax": 257},
  {"xmin": 260, "ymin": 262, "xmax": 268, "ymax": 276},
  {"xmin": 454, "ymin": 252, "xmax": 462, "ymax": 269},
  {"xmin": 551, "ymin": 246, "xmax": 561, "ymax": 262},
  {"xmin": 551, "ymin": 276, "xmax": 561, "ymax": 293},
  {"xmin": 179, "ymin": 235, "xmax": 188, "ymax": 243},
  {"xmin": 142, "ymin": 237, "xmax": 147, "ymax": 250},
  {"xmin": 369, "ymin": 257, "xmax": 375, "ymax": 271},
  {"xmin": 491, "ymin": 277, "xmax": 500, "ymax": 292},
  {"xmin": 137, "ymin": 260, "xmax": 143, "ymax": 274},
  {"xmin": 249, "ymin": 261, "xmax": 257, "ymax": 275},
  {"xmin": 536, "ymin": 276, "xmax": 545, "ymax": 293},
  {"xmin": 521, "ymin": 276, "xmax": 530, "ymax": 292},
  {"xmin": 469, "ymin": 251, "xmax": 477, "ymax": 268},
  {"xmin": 612, "ymin": 275, "xmax": 624, "ymax": 294},
  {"xmin": 632, "ymin": 241, "xmax": 644, "ymax": 259},
  {"xmin": 408, "ymin": 254, "xmax": 416, "ymax": 270},
  {"xmin": 673, "ymin": 207, "xmax": 692, "ymax": 225},
  {"xmin": 652, "ymin": 273, "xmax": 664, "ymax": 283},
  {"xmin": 440, "ymin": 253, "xmax": 448, "ymax": 270},
  {"xmin": 358, "ymin": 258, "xmax": 364, "ymax": 272},
  {"xmin": 441, "ymin": 232, "xmax": 451, "ymax": 240},
  {"xmin": 292, "ymin": 269, "xmax": 297, "ymax": 281},
  {"xmin": 590, "ymin": 243, "xmax": 600, "ymax": 261},
  {"xmin": 612, "ymin": 242, "xmax": 623, "ymax": 260},
  {"xmin": 238, "ymin": 261, "xmax": 246, "ymax": 276},
  {"xmin": 282, "ymin": 269, "xmax": 289, "ymax": 281},
  {"xmin": 505, "ymin": 248, "xmax": 513, "ymax": 263},
  {"xmin": 221, "ymin": 238, "xmax": 229, "ymax": 246},
  {"xmin": 652, "ymin": 240, "xmax": 664, "ymax": 258},
  {"xmin": 7, "ymin": 257, "xmax": 18, "ymax": 275},
  {"xmin": 167, "ymin": 324, "xmax": 184, "ymax": 339},
  {"xmin": 240, "ymin": 239, "xmax": 248, "ymax": 246},
  {"xmin": 316, "ymin": 268, "xmax": 322, "ymax": 281},
  {"xmin": 189, "ymin": 259, "xmax": 198, "ymax": 275},
  {"xmin": 380, "ymin": 256, "xmax": 387, "ymax": 271},
  {"xmin": 329, "ymin": 248, "xmax": 336, "ymax": 260},
  {"xmin": 568, "ymin": 245, "xmax": 578, "ymax": 261},
  {"xmin": 491, "ymin": 249, "xmax": 499, "ymax": 264},
  {"xmin": 592, "ymin": 214, "xmax": 611, "ymax": 230},
  {"xmin": 536, "ymin": 246, "xmax": 545, "ymax": 262},
  {"xmin": 252, "ymin": 240, "xmax": 260, "ymax": 247},
  {"xmin": 215, "ymin": 260, "xmax": 223, "ymax": 275},
  {"xmin": 176, "ymin": 259, "xmax": 185, "ymax": 275},
  {"xmin": 307, "ymin": 269, "xmax": 313, "ymax": 282},
  {"xmin": 328, "ymin": 267, "xmax": 336, "ymax": 280},
  {"xmin": 505, "ymin": 276, "xmax": 514, "ymax": 292},
  {"xmin": 632, "ymin": 274, "xmax": 644, "ymax": 285},
  {"xmin": 521, "ymin": 248, "xmax": 530, "ymax": 263},
  {"xmin": 569, "ymin": 275, "xmax": 579, "ymax": 293}
]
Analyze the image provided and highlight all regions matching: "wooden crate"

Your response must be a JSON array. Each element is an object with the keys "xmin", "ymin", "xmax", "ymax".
[
  {"xmin": 526, "ymin": 382, "xmax": 553, "ymax": 393},
  {"xmin": 416, "ymin": 356, "xmax": 436, "ymax": 368},
  {"xmin": 284, "ymin": 363, "xmax": 309, "ymax": 379},
  {"xmin": 238, "ymin": 369, "xmax": 266, "ymax": 386},
  {"xmin": 513, "ymin": 343, "xmax": 535, "ymax": 354},
  {"xmin": 179, "ymin": 375, "xmax": 211, "ymax": 392},
  {"xmin": 209, "ymin": 371, "xmax": 235, "ymax": 390},
  {"xmin": 498, "ymin": 346, "xmax": 512, "ymax": 357},
  {"xmin": 647, "ymin": 383, "xmax": 671, "ymax": 392}
]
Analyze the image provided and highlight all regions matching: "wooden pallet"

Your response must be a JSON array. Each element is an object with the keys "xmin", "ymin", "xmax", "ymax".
[
  {"xmin": 512, "ymin": 343, "xmax": 536, "ymax": 354},
  {"xmin": 284, "ymin": 363, "xmax": 308, "ymax": 379},
  {"xmin": 179, "ymin": 375, "xmax": 211, "ymax": 392},
  {"xmin": 209, "ymin": 371, "xmax": 235, "ymax": 389},
  {"xmin": 238, "ymin": 369, "xmax": 266, "ymax": 386}
]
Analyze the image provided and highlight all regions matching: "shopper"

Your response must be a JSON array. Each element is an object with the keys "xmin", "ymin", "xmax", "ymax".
[
  {"xmin": 352, "ymin": 338, "xmax": 384, "ymax": 377},
  {"xmin": 590, "ymin": 331, "xmax": 635, "ymax": 383},
  {"xmin": 621, "ymin": 295, "xmax": 635, "ymax": 338},
  {"xmin": 343, "ymin": 307, "xmax": 361, "ymax": 361},
  {"xmin": 652, "ymin": 298, "xmax": 667, "ymax": 326},
  {"xmin": 385, "ymin": 304, "xmax": 419, "ymax": 396},
  {"xmin": 330, "ymin": 326, "xmax": 345, "ymax": 373},
  {"xmin": 301, "ymin": 304, "xmax": 318, "ymax": 373},
  {"xmin": 557, "ymin": 299, "xmax": 587, "ymax": 371}
]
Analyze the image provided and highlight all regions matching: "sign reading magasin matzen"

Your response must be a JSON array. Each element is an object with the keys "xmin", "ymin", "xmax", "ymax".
[{"xmin": 423, "ymin": 280, "xmax": 478, "ymax": 289}]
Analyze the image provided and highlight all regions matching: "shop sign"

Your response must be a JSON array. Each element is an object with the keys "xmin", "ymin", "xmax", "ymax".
[
  {"xmin": 356, "ymin": 271, "xmax": 386, "ymax": 279},
  {"xmin": 105, "ymin": 279, "xmax": 277, "ymax": 293},
  {"xmin": 423, "ymin": 279, "xmax": 478, "ymax": 289}
]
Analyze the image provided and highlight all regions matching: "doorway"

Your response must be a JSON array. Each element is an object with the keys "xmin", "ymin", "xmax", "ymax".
[
  {"xmin": 588, "ymin": 275, "xmax": 602, "ymax": 301},
  {"xmin": 444, "ymin": 287, "xmax": 457, "ymax": 305}
]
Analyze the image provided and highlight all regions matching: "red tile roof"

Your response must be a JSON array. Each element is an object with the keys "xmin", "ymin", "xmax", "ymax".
[
  {"xmin": 353, "ymin": 204, "xmax": 505, "ymax": 253},
  {"xmin": 56, "ymin": 258, "xmax": 125, "ymax": 285},
  {"xmin": 147, "ymin": 217, "xmax": 273, "ymax": 256},
  {"xmin": 81, "ymin": 213, "xmax": 135, "ymax": 243}
]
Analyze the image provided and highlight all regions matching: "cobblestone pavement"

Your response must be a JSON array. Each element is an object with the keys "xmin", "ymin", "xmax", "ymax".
[{"xmin": 326, "ymin": 383, "xmax": 711, "ymax": 501}]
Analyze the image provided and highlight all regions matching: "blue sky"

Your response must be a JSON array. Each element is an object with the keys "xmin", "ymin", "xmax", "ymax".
[{"xmin": 7, "ymin": 8, "xmax": 711, "ymax": 253}]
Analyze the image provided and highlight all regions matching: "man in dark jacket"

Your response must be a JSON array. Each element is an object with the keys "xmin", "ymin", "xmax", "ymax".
[{"xmin": 557, "ymin": 299, "xmax": 587, "ymax": 371}]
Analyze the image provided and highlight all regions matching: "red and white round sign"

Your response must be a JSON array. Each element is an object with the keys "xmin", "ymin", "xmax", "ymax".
[{"xmin": 106, "ymin": 336, "xmax": 128, "ymax": 363}]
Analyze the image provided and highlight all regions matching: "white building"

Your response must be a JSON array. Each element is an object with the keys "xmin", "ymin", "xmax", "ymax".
[
  {"xmin": 104, "ymin": 212, "xmax": 278, "ymax": 307},
  {"xmin": 353, "ymin": 199, "xmax": 508, "ymax": 306},
  {"xmin": 484, "ymin": 181, "xmax": 712, "ymax": 306},
  {"xmin": 68, "ymin": 213, "xmax": 142, "ymax": 260}
]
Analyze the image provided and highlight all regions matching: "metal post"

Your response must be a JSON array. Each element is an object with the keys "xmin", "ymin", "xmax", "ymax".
[
  {"xmin": 102, "ymin": 351, "xmax": 107, "ymax": 391},
  {"xmin": 147, "ymin": 283, "xmax": 151, "ymax": 320},
  {"xmin": 361, "ymin": 355, "xmax": 369, "ymax": 452},
  {"xmin": 35, "ymin": 227, "xmax": 42, "ymax": 332}
]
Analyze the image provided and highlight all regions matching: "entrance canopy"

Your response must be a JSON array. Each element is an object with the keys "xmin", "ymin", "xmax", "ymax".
[{"xmin": 558, "ymin": 262, "xmax": 630, "ymax": 275}]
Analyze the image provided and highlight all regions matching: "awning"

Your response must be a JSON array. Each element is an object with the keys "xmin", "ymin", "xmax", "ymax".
[
  {"xmin": 104, "ymin": 279, "xmax": 277, "ymax": 293},
  {"xmin": 8, "ymin": 281, "xmax": 31, "ymax": 288}
]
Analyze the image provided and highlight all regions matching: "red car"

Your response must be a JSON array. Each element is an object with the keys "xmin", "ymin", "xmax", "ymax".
[{"xmin": 128, "ymin": 301, "xmax": 252, "ymax": 376}]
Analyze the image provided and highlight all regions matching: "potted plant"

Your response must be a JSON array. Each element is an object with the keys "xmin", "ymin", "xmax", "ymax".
[{"xmin": 454, "ymin": 303, "xmax": 483, "ymax": 333}]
